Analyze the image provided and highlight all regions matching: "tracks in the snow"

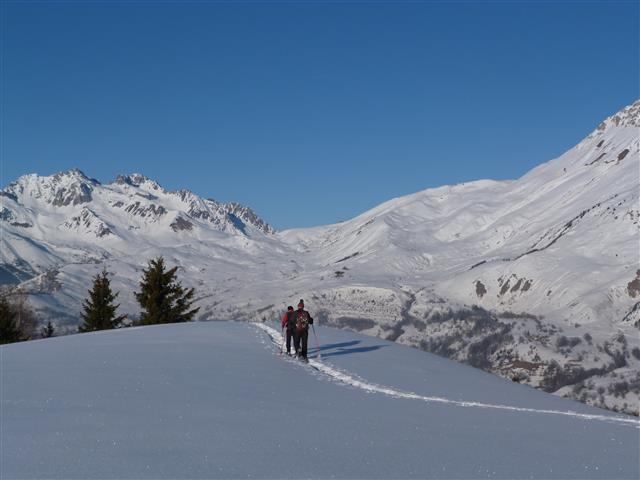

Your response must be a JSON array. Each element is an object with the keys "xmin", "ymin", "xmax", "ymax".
[{"xmin": 254, "ymin": 323, "xmax": 640, "ymax": 428}]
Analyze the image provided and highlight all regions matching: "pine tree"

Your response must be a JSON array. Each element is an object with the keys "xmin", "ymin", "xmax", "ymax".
[
  {"xmin": 0, "ymin": 296, "xmax": 22, "ymax": 344},
  {"xmin": 9, "ymin": 293, "xmax": 37, "ymax": 341},
  {"xmin": 135, "ymin": 256, "xmax": 199, "ymax": 325},
  {"xmin": 41, "ymin": 321, "xmax": 56, "ymax": 338},
  {"xmin": 79, "ymin": 269, "xmax": 125, "ymax": 332}
]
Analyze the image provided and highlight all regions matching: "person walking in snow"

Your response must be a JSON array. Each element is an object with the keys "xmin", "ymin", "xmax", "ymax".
[
  {"xmin": 292, "ymin": 299, "xmax": 313, "ymax": 361},
  {"xmin": 281, "ymin": 306, "xmax": 295, "ymax": 355}
]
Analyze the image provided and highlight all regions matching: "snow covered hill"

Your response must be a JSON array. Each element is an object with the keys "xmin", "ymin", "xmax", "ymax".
[
  {"xmin": 2, "ymin": 321, "xmax": 638, "ymax": 479},
  {"xmin": 1, "ymin": 100, "xmax": 639, "ymax": 414}
]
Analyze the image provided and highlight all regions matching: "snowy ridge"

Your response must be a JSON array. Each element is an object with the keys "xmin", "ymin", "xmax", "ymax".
[
  {"xmin": 4, "ymin": 321, "xmax": 638, "ymax": 478},
  {"xmin": 255, "ymin": 323, "xmax": 639, "ymax": 428},
  {"xmin": 592, "ymin": 99, "xmax": 640, "ymax": 134}
]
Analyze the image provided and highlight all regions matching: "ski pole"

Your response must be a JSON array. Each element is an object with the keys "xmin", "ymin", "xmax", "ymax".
[
  {"xmin": 311, "ymin": 324, "xmax": 322, "ymax": 361},
  {"xmin": 280, "ymin": 326, "xmax": 286, "ymax": 355}
]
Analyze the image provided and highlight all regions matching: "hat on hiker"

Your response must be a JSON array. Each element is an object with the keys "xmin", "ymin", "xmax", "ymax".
[
  {"xmin": 287, "ymin": 306, "xmax": 294, "ymax": 311},
  {"xmin": 298, "ymin": 299, "xmax": 304, "ymax": 308}
]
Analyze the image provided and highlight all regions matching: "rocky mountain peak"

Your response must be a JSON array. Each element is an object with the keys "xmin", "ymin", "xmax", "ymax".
[
  {"xmin": 225, "ymin": 203, "xmax": 276, "ymax": 235},
  {"xmin": 2, "ymin": 169, "xmax": 275, "ymax": 236},
  {"xmin": 593, "ymin": 99, "xmax": 640, "ymax": 135},
  {"xmin": 2, "ymin": 169, "xmax": 99, "ymax": 207},
  {"xmin": 112, "ymin": 173, "xmax": 164, "ymax": 192},
  {"xmin": 52, "ymin": 168, "xmax": 97, "ymax": 183}
]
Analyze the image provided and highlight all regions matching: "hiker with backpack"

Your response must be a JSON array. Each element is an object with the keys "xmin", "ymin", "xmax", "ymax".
[
  {"xmin": 292, "ymin": 299, "xmax": 314, "ymax": 361},
  {"xmin": 281, "ymin": 306, "xmax": 295, "ymax": 355}
]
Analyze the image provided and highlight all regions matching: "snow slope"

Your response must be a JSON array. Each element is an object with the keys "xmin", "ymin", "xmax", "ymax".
[
  {"xmin": 2, "ymin": 321, "xmax": 638, "ymax": 479},
  {"xmin": 1, "ymin": 100, "xmax": 639, "ymax": 414}
]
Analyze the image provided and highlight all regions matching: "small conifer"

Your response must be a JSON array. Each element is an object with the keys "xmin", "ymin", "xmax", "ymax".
[
  {"xmin": 79, "ymin": 269, "xmax": 125, "ymax": 332},
  {"xmin": 41, "ymin": 321, "xmax": 56, "ymax": 338},
  {"xmin": 135, "ymin": 257, "xmax": 199, "ymax": 325}
]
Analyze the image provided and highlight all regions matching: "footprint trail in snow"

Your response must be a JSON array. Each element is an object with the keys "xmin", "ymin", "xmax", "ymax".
[{"xmin": 254, "ymin": 323, "xmax": 640, "ymax": 428}]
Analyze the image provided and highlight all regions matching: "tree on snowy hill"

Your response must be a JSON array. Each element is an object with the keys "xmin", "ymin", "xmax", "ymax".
[
  {"xmin": 0, "ymin": 296, "xmax": 22, "ymax": 344},
  {"xmin": 78, "ymin": 269, "xmax": 125, "ymax": 332},
  {"xmin": 41, "ymin": 321, "xmax": 56, "ymax": 338},
  {"xmin": 134, "ymin": 256, "xmax": 199, "ymax": 325},
  {"xmin": 0, "ymin": 294, "xmax": 37, "ymax": 344}
]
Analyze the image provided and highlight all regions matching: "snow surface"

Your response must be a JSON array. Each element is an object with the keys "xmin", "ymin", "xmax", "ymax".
[{"xmin": 2, "ymin": 321, "xmax": 638, "ymax": 479}]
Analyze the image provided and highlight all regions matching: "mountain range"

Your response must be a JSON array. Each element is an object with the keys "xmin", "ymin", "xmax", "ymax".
[{"xmin": 2, "ymin": 100, "xmax": 638, "ymax": 414}]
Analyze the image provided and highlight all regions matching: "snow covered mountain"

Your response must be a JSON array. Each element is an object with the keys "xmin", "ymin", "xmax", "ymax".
[
  {"xmin": 0, "ymin": 168, "xmax": 279, "ymax": 300},
  {"xmin": 1, "ymin": 100, "xmax": 639, "ymax": 415},
  {"xmin": 3, "ymin": 321, "xmax": 638, "ymax": 478},
  {"xmin": 0, "ymin": 169, "xmax": 273, "ymax": 278}
]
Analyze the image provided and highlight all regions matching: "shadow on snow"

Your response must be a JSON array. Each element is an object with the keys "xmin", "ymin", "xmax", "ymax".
[{"xmin": 309, "ymin": 340, "xmax": 388, "ymax": 358}]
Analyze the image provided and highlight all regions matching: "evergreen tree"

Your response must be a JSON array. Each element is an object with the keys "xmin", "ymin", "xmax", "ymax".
[
  {"xmin": 0, "ymin": 296, "xmax": 22, "ymax": 344},
  {"xmin": 0, "ymin": 293, "xmax": 36, "ymax": 344},
  {"xmin": 79, "ymin": 269, "xmax": 125, "ymax": 332},
  {"xmin": 10, "ymin": 293, "xmax": 37, "ymax": 341},
  {"xmin": 135, "ymin": 256, "xmax": 199, "ymax": 325},
  {"xmin": 41, "ymin": 321, "xmax": 56, "ymax": 338}
]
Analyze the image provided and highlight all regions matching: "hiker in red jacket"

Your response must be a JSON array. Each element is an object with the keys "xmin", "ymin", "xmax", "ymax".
[
  {"xmin": 292, "ymin": 299, "xmax": 313, "ymax": 361},
  {"xmin": 280, "ymin": 306, "xmax": 295, "ymax": 355}
]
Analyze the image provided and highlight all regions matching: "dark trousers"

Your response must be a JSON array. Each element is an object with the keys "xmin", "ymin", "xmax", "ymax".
[
  {"xmin": 294, "ymin": 329, "xmax": 309, "ymax": 357},
  {"xmin": 285, "ymin": 329, "xmax": 294, "ymax": 353}
]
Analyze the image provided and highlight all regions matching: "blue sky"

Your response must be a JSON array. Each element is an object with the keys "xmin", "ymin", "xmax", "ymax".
[{"xmin": 2, "ymin": 1, "xmax": 638, "ymax": 229}]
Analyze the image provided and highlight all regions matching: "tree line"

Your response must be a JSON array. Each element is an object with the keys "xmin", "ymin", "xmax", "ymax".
[{"xmin": 0, "ymin": 256, "xmax": 199, "ymax": 344}]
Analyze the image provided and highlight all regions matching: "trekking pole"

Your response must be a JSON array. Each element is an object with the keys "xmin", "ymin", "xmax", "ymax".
[
  {"xmin": 280, "ymin": 327, "xmax": 286, "ymax": 355},
  {"xmin": 311, "ymin": 324, "xmax": 322, "ymax": 361}
]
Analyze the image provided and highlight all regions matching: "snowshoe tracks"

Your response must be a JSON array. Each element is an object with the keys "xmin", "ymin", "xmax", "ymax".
[{"xmin": 255, "ymin": 323, "xmax": 640, "ymax": 428}]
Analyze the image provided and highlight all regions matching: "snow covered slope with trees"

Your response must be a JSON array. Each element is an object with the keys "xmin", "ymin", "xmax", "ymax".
[
  {"xmin": 2, "ymin": 322, "xmax": 638, "ymax": 479},
  {"xmin": 1, "ymin": 100, "xmax": 639, "ymax": 414}
]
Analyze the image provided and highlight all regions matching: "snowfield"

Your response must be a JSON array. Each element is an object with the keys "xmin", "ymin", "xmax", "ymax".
[
  {"xmin": 2, "ymin": 321, "xmax": 638, "ymax": 479},
  {"xmin": 1, "ymin": 100, "xmax": 639, "ymax": 414}
]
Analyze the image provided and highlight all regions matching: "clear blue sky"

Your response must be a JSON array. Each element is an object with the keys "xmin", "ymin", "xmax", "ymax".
[{"xmin": 2, "ymin": 1, "xmax": 638, "ymax": 229}]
